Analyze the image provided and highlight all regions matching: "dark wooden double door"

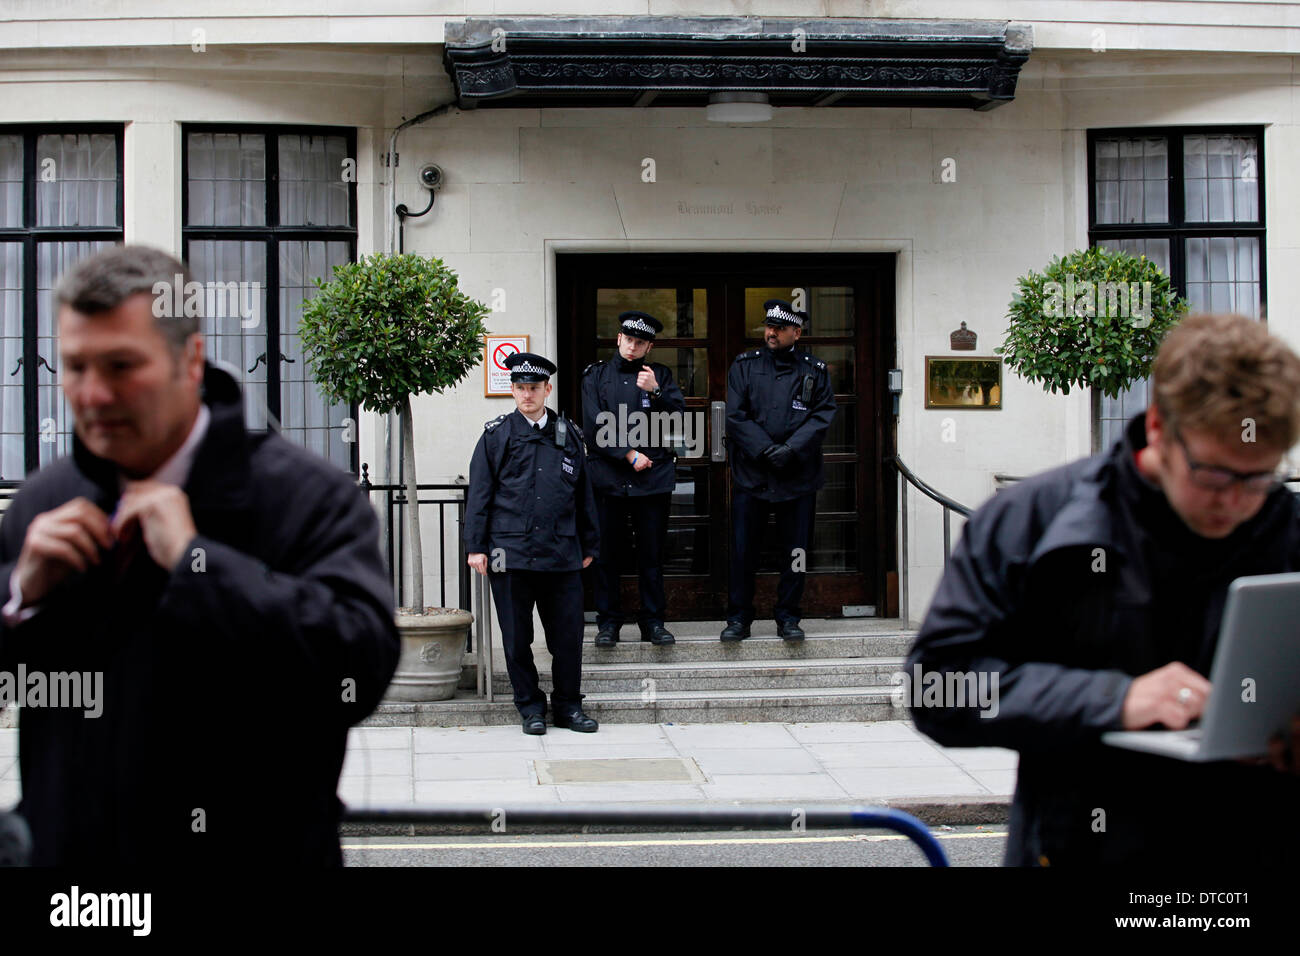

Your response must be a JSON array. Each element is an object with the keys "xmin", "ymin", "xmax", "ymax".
[{"xmin": 557, "ymin": 254, "xmax": 896, "ymax": 620}]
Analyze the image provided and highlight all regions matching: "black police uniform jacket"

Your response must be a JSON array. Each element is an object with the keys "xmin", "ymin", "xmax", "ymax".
[
  {"xmin": 725, "ymin": 346, "xmax": 836, "ymax": 501},
  {"xmin": 907, "ymin": 412, "xmax": 1300, "ymax": 866},
  {"xmin": 464, "ymin": 408, "xmax": 600, "ymax": 571},
  {"xmin": 581, "ymin": 358, "xmax": 687, "ymax": 497},
  {"xmin": 0, "ymin": 363, "xmax": 400, "ymax": 866}
]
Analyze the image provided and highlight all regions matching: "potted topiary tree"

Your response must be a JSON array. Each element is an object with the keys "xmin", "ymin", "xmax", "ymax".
[
  {"xmin": 300, "ymin": 252, "xmax": 490, "ymax": 700},
  {"xmin": 997, "ymin": 246, "xmax": 1189, "ymax": 450}
]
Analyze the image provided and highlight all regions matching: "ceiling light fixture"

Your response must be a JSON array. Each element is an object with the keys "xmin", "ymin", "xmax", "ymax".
[{"xmin": 706, "ymin": 92, "xmax": 772, "ymax": 123}]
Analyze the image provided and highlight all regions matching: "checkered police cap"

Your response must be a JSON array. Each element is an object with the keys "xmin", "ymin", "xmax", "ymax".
[
  {"xmin": 763, "ymin": 299, "xmax": 806, "ymax": 329},
  {"xmin": 618, "ymin": 311, "xmax": 664, "ymax": 341},
  {"xmin": 505, "ymin": 351, "xmax": 557, "ymax": 382}
]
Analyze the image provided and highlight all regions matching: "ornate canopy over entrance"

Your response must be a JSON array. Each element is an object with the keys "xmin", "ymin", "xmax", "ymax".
[{"xmin": 443, "ymin": 16, "xmax": 1033, "ymax": 111}]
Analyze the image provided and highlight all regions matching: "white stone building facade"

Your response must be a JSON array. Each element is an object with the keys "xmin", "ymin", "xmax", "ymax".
[{"xmin": 1, "ymin": 1, "xmax": 1296, "ymax": 626}]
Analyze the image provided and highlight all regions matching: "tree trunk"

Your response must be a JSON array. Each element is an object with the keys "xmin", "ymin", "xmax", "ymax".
[{"xmin": 401, "ymin": 395, "xmax": 425, "ymax": 613}]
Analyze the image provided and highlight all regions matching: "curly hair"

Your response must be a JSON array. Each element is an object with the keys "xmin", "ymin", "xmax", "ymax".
[{"xmin": 1152, "ymin": 313, "xmax": 1300, "ymax": 452}]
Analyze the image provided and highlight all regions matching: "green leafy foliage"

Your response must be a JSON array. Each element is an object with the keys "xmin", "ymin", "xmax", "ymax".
[
  {"xmin": 996, "ymin": 246, "xmax": 1188, "ymax": 399},
  {"xmin": 299, "ymin": 253, "xmax": 491, "ymax": 414}
]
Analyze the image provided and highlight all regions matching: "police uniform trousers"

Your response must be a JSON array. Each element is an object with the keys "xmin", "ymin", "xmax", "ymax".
[
  {"xmin": 487, "ymin": 569, "xmax": 584, "ymax": 717},
  {"xmin": 727, "ymin": 489, "xmax": 816, "ymax": 626},
  {"xmin": 593, "ymin": 492, "xmax": 670, "ymax": 632}
]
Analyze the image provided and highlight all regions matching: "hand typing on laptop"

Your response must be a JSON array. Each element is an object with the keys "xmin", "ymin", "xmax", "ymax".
[{"xmin": 1120, "ymin": 661, "xmax": 1212, "ymax": 730}]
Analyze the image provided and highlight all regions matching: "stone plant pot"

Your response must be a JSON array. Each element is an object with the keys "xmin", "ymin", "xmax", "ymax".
[{"xmin": 390, "ymin": 608, "xmax": 474, "ymax": 702}]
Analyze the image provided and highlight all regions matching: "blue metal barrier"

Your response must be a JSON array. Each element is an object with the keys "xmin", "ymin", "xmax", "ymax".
[{"xmin": 342, "ymin": 803, "xmax": 951, "ymax": 867}]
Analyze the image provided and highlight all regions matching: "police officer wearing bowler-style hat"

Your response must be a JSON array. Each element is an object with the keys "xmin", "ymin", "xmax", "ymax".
[
  {"xmin": 582, "ymin": 311, "xmax": 687, "ymax": 647},
  {"xmin": 722, "ymin": 299, "xmax": 836, "ymax": 642},
  {"xmin": 464, "ymin": 351, "xmax": 601, "ymax": 734}
]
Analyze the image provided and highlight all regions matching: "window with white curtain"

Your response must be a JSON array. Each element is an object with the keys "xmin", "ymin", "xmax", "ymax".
[
  {"xmin": 182, "ymin": 126, "xmax": 357, "ymax": 473},
  {"xmin": 0, "ymin": 127, "xmax": 123, "ymax": 479},
  {"xmin": 1088, "ymin": 127, "xmax": 1265, "ymax": 452}
]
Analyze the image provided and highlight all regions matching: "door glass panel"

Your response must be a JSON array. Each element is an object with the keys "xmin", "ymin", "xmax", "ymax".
[
  {"xmin": 669, "ymin": 465, "xmax": 710, "ymax": 517},
  {"xmin": 596, "ymin": 288, "xmax": 700, "ymax": 338},
  {"xmin": 280, "ymin": 239, "xmax": 352, "ymax": 468},
  {"xmin": 744, "ymin": 286, "xmax": 855, "ymax": 338},
  {"xmin": 806, "ymin": 344, "xmax": 854, "ymax": 393},
  {"xmin": 816, "ymin": 462, "xmax": 856, "ymax": 513},
  {"xmin": 188, "ymin": 239, "xmax": 269, "ymax": 430},
  {"xmin": 823, "ymin": 403, "xmax": 855, "ymax": 454},
  {"xmin": 808, "ymin": 286, "xmax": 855, "ymax": 336},
  {"xmin": 664, "ymin": 524, "xmax": 709, "ymax": 574},
  {"xmin": 810, "ymin": 521, "xmax": 856, "ymax": 571},
  {"xmin": 642, "ymin": 346, "xmax": 708, "ymax": 399}
]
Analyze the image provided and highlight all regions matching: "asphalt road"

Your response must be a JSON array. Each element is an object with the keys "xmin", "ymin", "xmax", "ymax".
[{"xmin": 342, "ymin": 826, "xmax": 1007, "ymax": 867}]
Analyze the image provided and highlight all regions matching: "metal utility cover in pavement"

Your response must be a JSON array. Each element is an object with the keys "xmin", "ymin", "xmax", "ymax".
[{"xmin": 535, "ymin": 757, "xmax": 706, "ymax": 785}]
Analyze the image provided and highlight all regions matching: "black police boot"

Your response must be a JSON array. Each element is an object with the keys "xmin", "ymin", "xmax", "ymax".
[
  {"xmin": 595, "ymin": 625, "xmax": 620, "ymax": 648},
  {"xmin": 554, "ymin": 709, "xmax": 599, "ymax": 733},
  {"xmin": 644, "ymin": 624, "xmax": 675, "ymax": 646},
  {"xmin": 521, "ymin": 713, "xmax": 547, "ymax": 735},
  {"xmin": 777, "ymin": 620, "xmax": 806, "ymax": 642},
  {"xmin": 720, "ymin": 621, "xmax": 750, "ymax": 642}
]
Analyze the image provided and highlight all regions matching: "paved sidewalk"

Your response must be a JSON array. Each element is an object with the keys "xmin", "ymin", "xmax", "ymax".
[
  {"xmin": 0, "ymin": 721, "xmax": 1017, "ymax": 826},
  {"xmin": 336, "ymin": 720, "xmax": 1015, "ymax": 822}
]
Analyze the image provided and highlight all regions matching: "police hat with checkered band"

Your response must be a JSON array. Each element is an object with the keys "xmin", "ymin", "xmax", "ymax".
[
  {"xmin": 763, "ymin": 299, "xmax": 807, "ymax": 330},
  {"xmin": 504, "ymin": 351, "xmax": 556, "ymax": 383},
  {"xmin": 618, "ymin": 311, "xmax": 664, "ymax": 341}
]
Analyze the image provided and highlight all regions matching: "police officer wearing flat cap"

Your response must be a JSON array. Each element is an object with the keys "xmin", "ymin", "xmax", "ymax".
[
  {"xmin": 582, "ymin": 311, "xmax": 687, "ymax": 647},
  {"xmin": 465, "ymin": 352, "xmax": 601, "ymax": 734},
  {"xmin": 722, "ymin": 299, "xmax": 836, "ymax": 642}
]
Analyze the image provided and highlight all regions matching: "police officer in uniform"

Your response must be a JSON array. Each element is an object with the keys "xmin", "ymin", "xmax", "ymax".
[
  {"xmin": 465, "ymin": 352, "xmax": 601, "ymax": 734},
  {"xmin": 582, "ymin": 311, "xmax": 687, "ymax": 648},
  {"xmin": 722, "ymin": 299, "xmax": 836, "ymax": 642}
]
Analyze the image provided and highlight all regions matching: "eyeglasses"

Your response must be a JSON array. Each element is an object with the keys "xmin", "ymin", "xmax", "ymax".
[{"xmin": 1171, "ymin": 430, "xmax": 1286, "ymax": 494}]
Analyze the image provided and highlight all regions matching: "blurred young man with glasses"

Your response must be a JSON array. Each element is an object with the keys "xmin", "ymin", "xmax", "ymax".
[{"xmin": 908, "ymin": 312, "xmax": 1300, "ymax": 867}]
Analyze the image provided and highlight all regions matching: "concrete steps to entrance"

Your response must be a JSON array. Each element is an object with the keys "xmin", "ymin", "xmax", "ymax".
[{"xmin": 368, "ymin": 618, "xmax": 919, "ymax": 727}]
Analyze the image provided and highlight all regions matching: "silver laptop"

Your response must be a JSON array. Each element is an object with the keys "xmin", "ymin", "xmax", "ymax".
[{"xmin": 1102, "ymin": 572, "xmax": 1300, "ymax": 762}]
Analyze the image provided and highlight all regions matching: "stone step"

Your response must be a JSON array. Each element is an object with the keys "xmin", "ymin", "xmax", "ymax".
[
  {"xmin": 367, "ymin": 685, "xmax": 902, "ymax": 727},
  {"xmin": 481, "ymin": 657, "xmax": 906, "ymax": 693},
  {"xmin": 574, "ymin": 633, "xmax": 914, "ymax": 664}
]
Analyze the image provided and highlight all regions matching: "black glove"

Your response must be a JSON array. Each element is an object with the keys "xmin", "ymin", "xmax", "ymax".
[{"xmin": 763, "ymin": 443, "xmax": 794, "ymax": 470}]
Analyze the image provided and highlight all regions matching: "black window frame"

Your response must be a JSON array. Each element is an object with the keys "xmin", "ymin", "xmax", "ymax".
[
  {"xmin": 0, "ymin": 123, "xmax": 125, "ymax": 477},
  {"xmin": 1087, "ymin": 124, "xmax": 1267, "ymax": 312},
  {"xmin": 180, "ymin": 122, "xmax": 360, "ymax": 474},
  {"xmin": 1087, "ymin": 124, "xmax": 1267, "ymax": 448}
]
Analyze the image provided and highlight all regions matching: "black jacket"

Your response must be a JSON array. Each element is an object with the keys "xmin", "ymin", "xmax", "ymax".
[
  {"xmin": 908, "ymin": 412, "xmax": 1300, "ymax": 866},
  {"xmin": 0, "ymin": 364, "xmax": 399, "ymax": 866},
  {"xmin": 464, "ymin": 408, "xmax": 600, "ymax": 571},
  {"xmin": 725, "ymin": 346, "xmax": 836, "ymax": 501},
  {"xmin": 581, "ymin": 358, "xmax": 687, "ymax": 497}
]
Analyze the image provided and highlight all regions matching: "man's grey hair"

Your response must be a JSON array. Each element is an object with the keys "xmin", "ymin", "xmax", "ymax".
[{"xmin": 54, "ymin": 245, "xmax": 200, "ymax": 353}]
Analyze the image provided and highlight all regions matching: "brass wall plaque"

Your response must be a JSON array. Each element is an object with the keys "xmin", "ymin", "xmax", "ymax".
[{"xmin": 925, "ymin": 356, "xmax": 1002, "ymax": 409}]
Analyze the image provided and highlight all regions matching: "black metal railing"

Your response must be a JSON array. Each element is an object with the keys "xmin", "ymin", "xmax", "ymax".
[
  {"xmin": 885, "ymin": 457, "xmax": 972, "ymax": 627},
  {"xmin": 340, "ymin": 803, "xmax": 951, "ymax": 866},
  {"xmin": 358, "ymin": 464, "xmax": 470, "ymax": 615}
]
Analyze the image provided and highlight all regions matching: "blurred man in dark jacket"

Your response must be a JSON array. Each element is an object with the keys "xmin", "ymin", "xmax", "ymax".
[
  {"xmin": 0, "ymin": 245, "xmax": 399, "ymax": 866},
  {"xmin": 908, "ymin": 313, "xmax": 1300, "ymax": 866}
]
